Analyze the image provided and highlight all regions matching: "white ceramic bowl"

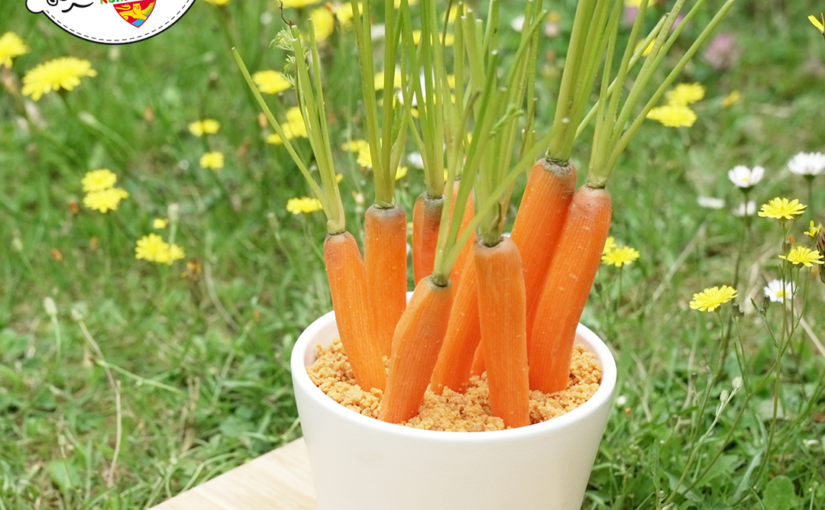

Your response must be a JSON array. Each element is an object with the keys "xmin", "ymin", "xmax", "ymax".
[{"xmin": 291, "ymin": 306, "xmax": 616, "ymax": 510}]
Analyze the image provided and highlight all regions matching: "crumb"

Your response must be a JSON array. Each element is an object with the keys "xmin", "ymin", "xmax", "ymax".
[{"xmin": 307, "ymin": 340, "xmax": 601, "ymax": 432}]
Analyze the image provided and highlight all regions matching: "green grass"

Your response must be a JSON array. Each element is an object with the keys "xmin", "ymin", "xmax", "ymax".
[{"xmin": 1, "ymin": 1, "xmax": 824, "ymax": 508}]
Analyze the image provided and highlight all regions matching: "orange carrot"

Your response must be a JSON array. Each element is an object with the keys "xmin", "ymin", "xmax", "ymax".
[
  {"xmin": 379, "ymin": 276, "xmax": 455, "ymax": 423},
  {"xmin": 412, "ymin": 192, "xmax": 443, "ymax": 284},
  {"xmin": 447, "ymin": 180, "xmax": 476, "ymax": 287},
  {"xmin": 469, "ymin": 343, "xmax": 485, "ymax": 377},
  {"xmin": 528, "ymin": 185, "xmax": 612, "ymax": 394},
  {"xmin": 364, "ymin": 204, "xmax": 408, "ymax": 357},
  {"xmin": 430, "ymin": 250, "xmax": 480, "ymax": 394},
  {"xmin": 324, "ymin": 231, "xmax": 386, "ymax": 392},
  {"xmin": 509, "ymin": 159, "xmax": 577, "ymax": 341},
  {"xmin": 474, "ymin": 236, "xmax": 530, "ymax": 428}
]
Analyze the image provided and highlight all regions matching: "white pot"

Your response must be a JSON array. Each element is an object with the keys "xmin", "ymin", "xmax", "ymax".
[{"xmin": 291, "ymin": 302, "xmax": 617, "ymax": 510}]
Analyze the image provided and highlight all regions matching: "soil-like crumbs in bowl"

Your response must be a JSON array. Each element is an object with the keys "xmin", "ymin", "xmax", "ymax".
[{"xmin": 307, "ymin": 339, "xmax": 601, "ymax": 432}]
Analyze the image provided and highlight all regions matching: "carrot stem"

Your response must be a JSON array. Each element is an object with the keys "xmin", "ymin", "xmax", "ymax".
[
  {"xmin": 365, "ymin": 204, "xmax": 408, "ymax": 357},
  {"xmin": 380, "ymin": 276, "xmax": 455, "ymax": 423},
  {"xmin": 447, "ymin": 179, "xmax": 476, "ymax": 287},
  {"xmin": 529, "ymin": 185, "xmax": 612, "ymax": 394},
  {"xmin": 324, "ymin": 231, "xmax": 386, "ymax": 391},
  {"xmin": 475, "ymin": 236, "xmax": 530, "ymax": 428}
]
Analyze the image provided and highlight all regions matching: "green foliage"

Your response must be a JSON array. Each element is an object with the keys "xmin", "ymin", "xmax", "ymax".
[{"xmin": 1, "ymin": 0, "xmax": 824, "ymax": 509}]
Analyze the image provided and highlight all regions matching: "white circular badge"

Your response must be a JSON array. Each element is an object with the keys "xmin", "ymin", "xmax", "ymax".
[{"xmin": 26, "ymin": 0, "xmax": 197, "ymax": 45}]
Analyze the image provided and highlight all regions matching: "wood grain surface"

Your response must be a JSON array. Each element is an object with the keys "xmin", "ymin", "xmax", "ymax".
[{"xmin": 150, "ymin": 438, "xmax": 317, "ymax": 510}]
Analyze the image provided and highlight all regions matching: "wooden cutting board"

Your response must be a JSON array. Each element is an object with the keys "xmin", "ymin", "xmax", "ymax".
[{"xmin": 150, "ymin": 438, "xmax": 317, "ymax": 510}]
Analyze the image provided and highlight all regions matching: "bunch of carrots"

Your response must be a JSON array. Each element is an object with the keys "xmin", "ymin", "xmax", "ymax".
[{"xmin": 236, "ymin": 0, "xmax": 734, "ymax": 428}]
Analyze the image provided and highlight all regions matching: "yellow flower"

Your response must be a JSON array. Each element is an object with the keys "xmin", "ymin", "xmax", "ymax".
[
  {"xmin": 335, "ymin": 3, "xmax": 356, "ymax": 26},
  {"xmin": 336, "ymin": 173, "xmax": 344, "ymax": 183},
  {"xmin": 265, "ymin": 110, "xmax": 307, "ymax": 144},
  {"xmin": 690, "ymin": 285, "xmax": 737, "ymax": 312},
  {"xmin": 624, "ymin": 0, "xmax": 642, "ymax": 6},
  {"xmin": 758, "ymin": 198, "xmax": 806, "ymax": 220},
  {"xmin": 203, "ymin": 0, "xmax": 230, "ymax": 5},
  {"xmin": 286, "ymin": 197, "xmax": 323, "ymax": 214},
  {"xmin": 666, "ymin": 83, "xmax": 705, "ymax": 107},
  {"xmin": 188, "ymin": 119, "xmax": 220, "ymax": 136},
  {"xmin": 395, "ymin": 166, "xmax": 408, "ymax": 180},
  {"xmin": 310, "ymin": 7, "xmax": 335, "ymax": 41},
  {"xmin": 603, "ymin": 236, "xmax": 616, "ymax": 255},
  {"xmin": 646, "ymin": 105, "xmax": 697, "ymax": 127},
  {"xmin": 393, "ymin": 0, "xmax": 418, "ymax": 6},
  {"xmin": 779, "ymin": 247, "xmax": 824, "ymax": 267},
  {"xmin": 135, "ymin": 234, "xmax": 185, "ymax": 264},
  {"xmin": 634, "ymin": 39, "xmax": 655, "ymax": 56},
  {"xmin": 804, "ymin": 221, "xmax": 823, "ymax": 238},
  {"xmin": 153, "ymin": 218, "xmax": 169, "ymax": 229},
  {"xmin": 253, "ymin": 70, "xmax": 292, "ymax": 94},
  {"xmin": 374, "ymin": 69, "xmax": 403, "ymax": 91},
  {"xmin": 83, "ymin": 188, "xmax": 129, "ymax": 213},
  {"xmin": 342, "ymin": 139, "xmax": 372, "ymax": 167},
  {"xmin": 200, "ymin": 152, "xmax": 225, "ymax": 170},
  {"xmin": 82, "ymin": 169, "xmax": 118, "ymax": 192},
  {"xmin": 810, "ymin": 13, "xmax": 825, "ymax": 34},
  {"xmin": 0, "ymin": 32, "xmax": 29, "ymax": 69},
  {"xmin": 282, "ymin": 0, "xmax": 323, "ymax": 8},
  {"xmin": 722, "ymin": 90, "xmax": 741, "ymax": 108},
  {"xmin": 602, "ymin": 246, "xmax": 639, "ymax": 268},
  {"xmin": 412, "ymin": 30, "xmax": 454, "ymax": 46},
  {"xmin": 22, "ymin": 57, "xmax": 97, "ymax": 101}
]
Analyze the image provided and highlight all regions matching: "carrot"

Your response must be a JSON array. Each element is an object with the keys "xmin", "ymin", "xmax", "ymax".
[
  {"xmin": 412, "ymin": 192, "xmax": 443, "ymax": 284},
  {"xmin": 364, "ymin": 204, "xmax": 408, "ymax": 357},
  {"xmin": 430, "ymin": 250, "xmax": 480, "ymax": 394},
  {"xmin": 447, "ymin": 179, "xmax": 476, "ymax": 287},
  {"xmin": 528, "ymin": 185, "xmax": 612, "ymax": 394},
  {"xmin": 509, "ymin": 158, "xmax": 577, "ymax": 341},
  {"xmin": 324, "ymin": 231, "xmax": 386, "ymax": 392},
  {"xmin": 379, "ymin": 276, "xmax": 455, "ymax": 423},
  {"xmin": 475, "ymin": 236, "xmax": 530, "ymax": 428},
  {"xmin": 469, "ymin": 342, "xmax": 485, "ymax": 377}
]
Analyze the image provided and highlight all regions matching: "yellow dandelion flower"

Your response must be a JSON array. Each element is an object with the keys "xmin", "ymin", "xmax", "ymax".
[
  {"xmin": 83, "ymin": 188, "xmax": 129, "ymax": 213},
  {"xmin": 188, "ymin": 119, "xmax": 220, "ymax": 136},
  {"xmin": 810, "ymin": 13, "xmax": 825, "ymax": 34},
  {"xmin": 602, "ymin": 246, "xmax": 639, "ymax": 268},
  {"xmin": 342, "ymin": 139, "xmax": 372, "ymax": 166},
  {"xmin": 252, "ymin": 70, "xmax": 292, "ymax": 94},
  {"xmin": 722, "ymin": 90, "xmax": 741, "ymax": 108},
  {"xmin": 286, "ymin": 197, "xmax": 323, "ymax": 214},
  {"xmin": 336, "ymin": 173, "xmax": 344, "ymax": 183},
  {"xmin": 412, "ymin": 30, "xmax": 454, "ymax": 46},
  {"xmin": 757, "ymin": 198, "xmax": 806, "ymax": 220},
  {"xmin": 634, "ymin": 39, "xmax": 655, "ymax": 56},
  {"xmin": 310, "ymin": 7, "xmax": 335, "ymax": 42},
  {"xmin": 82, "ymin": 169, "xmax": 118, "ymax": 192},
  {"xmin": 335, "ymin": 3, "xmax": 357, "ymax": 26},
  {"xmin": 779, "ymin": 247, "xmax": 824, "ymax": 267},
  {"xmin": 0, "ymin": 32, "xmax": 29, "ymax": 69},
  {"xmin": 203, "ymin": 0, "xmax": 230, "ymax": 5},
  {"xmin": 156, "ymin": 243, "xmax": 186, "ymax": 264},
  {"xmin": 395, "ymin": 166, "xmax": 408, "ymax": 180},
  {"xmin": 804, "ymin": 221, "xmax": 823, "ymax": 238},
  {"xmin": 603, "ymin": 236, "xmax": 616, "ymax": 255},
  {"xmin": 393, "ymin": 0, "xmax": 418, "ymax": 6},
  {"xmin": 646, "ymin": 105, "xmax": 697, "ymax": 128},
  {"xmin": 284, "ymin": 107, "xmax": 308, "ymax": 138},
  {"xmin": 373, "ymin": 69, "xmax": 403, "ymax": 91},
  {"xmin": 625, "ymin": 0, "xmax": 642, "ymax": 6},
  {"xmin": 666, "ymin": 83, "xmax": 705, "ymax": 107},
  {"xmin": 282, "ymin": 0, "xmax": 323, "ymax": 7},
  {"xmin": 135, "ymin": 233, "xmax": 167, "ymax": 262},
  {"xmin": 689, "ymin": 285, "xmax": 737, "ymax": 312},
  {"xmin": 21, "ymin": 57, "xmax": 97, "ymax": 101},
  {"xmin": 200, "ymin": 152, "xmax": 225, "ymax": 170},
  {"xmin": 153, "ymin": 218, "xmax": 169, "ymax": 229}
]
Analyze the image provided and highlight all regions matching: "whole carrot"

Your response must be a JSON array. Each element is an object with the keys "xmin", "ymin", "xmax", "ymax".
[
  {"xmin": 430, "ymin": 250, "xmax": 481, "ymax": 394},
  {"xmin": 379, "ymin": 276, "xmax": 455, "ymax": 423},
  {"xmin": 447, "ymin": 179, "xmax": 476, "ymax": 287},
  {"xmin": 528, "ymin": 185, "xmax": 611, "ymax": 394},
  {"xmin": 364, "ymin": 204, "xmax": 408, "ymax": 357},
  {"xmin": 475, "ymin": 236, "xmax": 530, "ymax": 428},
  {"xmin": 325, "ymin": 231, "xmax": 387, "ymax": 392},
  {"xmin": 509, "ymin": 158, "xmax": 577, "ymax": 341},
  {"xmin": 412, "ymin": 192, "xmax": 444, "ymax": 284}
]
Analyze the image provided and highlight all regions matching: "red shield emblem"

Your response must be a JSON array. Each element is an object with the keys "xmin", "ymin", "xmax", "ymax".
[{"xmin": 114, "ymin": 0, "xmax": 156, "ymax": 28}]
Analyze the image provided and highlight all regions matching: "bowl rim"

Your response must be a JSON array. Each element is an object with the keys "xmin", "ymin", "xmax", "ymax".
[{"xmin": 291, "ymin": 307, "xmax": 617, "ymax": 443}]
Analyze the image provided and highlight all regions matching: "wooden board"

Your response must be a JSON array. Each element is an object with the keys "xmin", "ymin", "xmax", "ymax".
[{"xmin": 150, "ymin": 438, "xmax": 317, "ymax": 510}]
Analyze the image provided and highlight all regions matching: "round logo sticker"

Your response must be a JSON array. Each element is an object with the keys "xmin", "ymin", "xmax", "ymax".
[{"xmin": 26, "ymin": 0, "xmax": 196, "ymax": 45}]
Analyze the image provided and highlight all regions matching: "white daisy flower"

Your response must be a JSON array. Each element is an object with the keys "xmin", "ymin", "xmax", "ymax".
[
  {"xmin": 787, "ymin": 152, "xmax": 825, "ymax": 176},
  {"xmin": 697, "ymin": 196, "xmax": 725, "ymax": 209},
  {"xmin": 407, "ymin": 152, "xmax": 424, "ymax": 169},
  {"xmin": 727, "ymin": 165, "xmax": 765, "ymax": 188},
  {"xmin": 732, "ymin": 200, "xmax": 756, "ymax": 217},
  {"xmin": 510, "ymin": 15, "xmax": 525, "ymax": 32},
  {"xmin": 763, "ymin": 279, "xmax": 796, "ymax": 303}
]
